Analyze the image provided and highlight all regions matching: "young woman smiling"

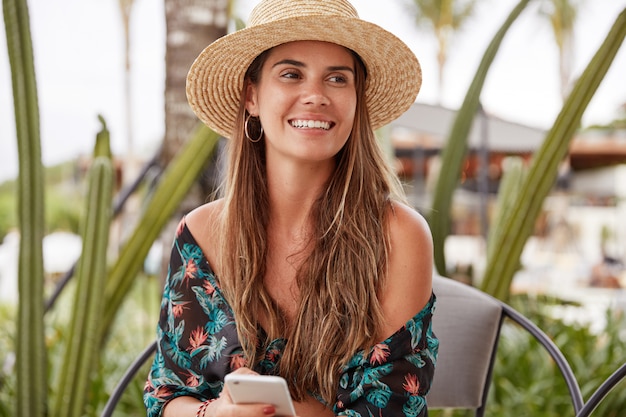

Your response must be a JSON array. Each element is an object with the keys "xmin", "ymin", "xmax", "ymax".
[{"xmin": 144, "ymin": 1, "xmax": 438, "ymax": 417}]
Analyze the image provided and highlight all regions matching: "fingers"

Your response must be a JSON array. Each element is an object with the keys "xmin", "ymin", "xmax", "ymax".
[{"xmin": 210, "ymin": 398, "xmax": 279, "ymax": 416}]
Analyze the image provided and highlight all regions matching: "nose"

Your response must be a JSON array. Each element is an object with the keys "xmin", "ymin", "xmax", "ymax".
[{"xmin": 301, "ymin": 80, "xmax": 330, "ymax": 106}]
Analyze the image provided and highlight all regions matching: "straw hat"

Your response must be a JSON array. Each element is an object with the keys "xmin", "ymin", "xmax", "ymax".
[{"xmin": 186, "ymin": 0, "xmax": 421, "ymax": 139}]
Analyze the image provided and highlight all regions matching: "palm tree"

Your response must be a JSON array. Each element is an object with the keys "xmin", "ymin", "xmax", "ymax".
[
  {"xmin": 407, "ymin": 0, "xmax": 479, "ymax": 102},
  {"xmin": 540, "ymin": 0, "xmax": 581, "ymax": 101}
]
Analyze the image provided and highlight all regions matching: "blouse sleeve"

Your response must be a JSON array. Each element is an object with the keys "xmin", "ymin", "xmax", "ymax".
[
  {"xmin": 333, "ymin": 294, "xmax": 438, "ymax": 417},
  {"xmin": 143, "ymin": 219, "xmax": 226, "ymax": 417}
]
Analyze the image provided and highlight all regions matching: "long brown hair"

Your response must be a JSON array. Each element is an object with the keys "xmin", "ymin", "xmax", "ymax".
[{"xmin": 216, "ymin": 46, "xmax": 407, "ymax": 404}]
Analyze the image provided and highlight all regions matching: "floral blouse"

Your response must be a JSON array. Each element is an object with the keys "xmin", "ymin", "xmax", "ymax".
[{"xmin": 144, "ymin": 218, "xmax": 438, "ymax": 417}]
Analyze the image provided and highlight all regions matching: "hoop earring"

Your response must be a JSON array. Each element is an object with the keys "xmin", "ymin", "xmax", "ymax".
[{"xmin": 244, "ymin": 114, "xmax": 263, "ymax": 143}]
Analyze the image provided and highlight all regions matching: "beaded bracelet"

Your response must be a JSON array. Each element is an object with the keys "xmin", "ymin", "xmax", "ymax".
[{"xmin": 196, "ymin": 398, "xmax": 216, "ymax": 417}]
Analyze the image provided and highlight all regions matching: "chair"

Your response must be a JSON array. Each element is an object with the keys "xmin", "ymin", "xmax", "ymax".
[
  {"xmin": 101, "ymin": 341, "xmax": 157, "ymax": 417},
  {"xmin": 426, "ymin": 274, "xmax": 585, "ymax": 416},
  {"xmin": 101, "ymin": 275, "xmax": 625, "ymax": 416},
  {"xmin": 575, "ymin": 361, "xmax": 626, "ymax": 417}
]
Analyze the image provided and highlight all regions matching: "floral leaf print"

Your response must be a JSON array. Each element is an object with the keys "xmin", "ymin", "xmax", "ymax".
[
  {"xmin": 229, "ymin": 351, "xmax": 247, "ymax": 370},
  {"xmin": 196, "ymin": 335, "xmax": 228, "ymax": 369},
  {"xmin": 405, "ymin": 352, "xmax": 426, "ymax": 369},
  {"xmin": 337, "ymin": 410, "xmax": 362, "ymax": 417},
  {"xmin": 402, "ymin": 373, "xmax": 420, "ymax": 395},
  {"xmin": 164, "ymin": 339, "xmax": 192, "ymax": 369},
  {"xmin": 369, "ymin": 343, "xmax": 391, "ymax": 365},
  {"xmin": 362, "ymin": 363, "xmax": 393, "ymax": 384},
  {"xmin": 405, "ymin": 317, "xmax": 424, "ymax": 349},
  {"xmin": 191, "ymin": 286, "xmax": 229, "ymax": 334},
  {"xmin": 402, "ymin": 394, "xmax": 426, "ymax": 417},
  {"xmin": 203, "ymin": 279, "xmax": 216, "ymax": 295},
  {"xmin": 426, "ymin": 334, "xmax": 439, "ymax": 365},
  {"xmin": 169, "ymin": 261, "xmax": 185, "ymax": 287},
  {"xmin": 347, "ymin": 383, "xmax": 365, "ymax": 403},
  {"xmin": 171, "ymin": 320, "xmax": 186, "ymax": 345},
  {"xmin": 340, "ymin": 372, "xmax": 350, "ymax": 389},
  {"xmin": 365, "ymin": 384, "xmax": 392, "ymax": 408},
  {"xmin": 344, "ymin": 351, "xmax": 367, "ymax": 371},
  {"xmin": 188, "ymin": 326, "xmax": 208, "ymax": 353},
  {"xmin": 183, "ymin": 369, "xmax": 204, "ymax": 387}
]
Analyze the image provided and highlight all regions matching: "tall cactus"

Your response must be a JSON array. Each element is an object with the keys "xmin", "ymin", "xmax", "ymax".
[
  {"xmin": 51, "ymin": 119, "xmax": 115, "ymax": 417},
  {"xmin": 99, "ymin": 124, "xmax": 220, "ymax": 344},
  {"xmin": 481, "ymin": 8, "xmax": 626, "ymax": 300},
  {"xmin": 3, "ymin": 0, "xmax": 47, "ymax": 415},
  {"xmin": 428, "ymin": 0, "xmax": 531, "ymax": 275}
]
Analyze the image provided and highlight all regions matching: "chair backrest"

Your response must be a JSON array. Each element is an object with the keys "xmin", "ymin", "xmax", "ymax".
[
  {"xmin": 427, "ymin": 275, "xmax": 503, "ymax": 412},
  {"xmin": 427, "ymin": 275, "xmax": 586, "ymax": 416}
]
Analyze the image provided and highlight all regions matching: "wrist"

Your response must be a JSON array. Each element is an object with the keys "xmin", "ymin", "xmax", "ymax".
[{"xmin": 196, "ymin": 398, "xmax": 216, "ymax": 417}]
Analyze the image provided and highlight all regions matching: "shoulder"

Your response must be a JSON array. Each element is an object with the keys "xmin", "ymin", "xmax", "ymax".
[
  {"xmin": 379, "ymin": 201, "xmax": 433, "ymax": 338},
  {"xmin": 184, "ymin": 199, "xmax": 225, "ymax": 271}
]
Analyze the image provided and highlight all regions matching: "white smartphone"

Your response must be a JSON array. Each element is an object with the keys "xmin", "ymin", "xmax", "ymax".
[{"xmin": 224, "ymin": 373, "xmax": 296, "ymax": 416}]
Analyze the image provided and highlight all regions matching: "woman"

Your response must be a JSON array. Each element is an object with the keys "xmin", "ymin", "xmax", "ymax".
[{"xmin": 144, "ymin": 1, "xmax": 438, "ymax": 416}]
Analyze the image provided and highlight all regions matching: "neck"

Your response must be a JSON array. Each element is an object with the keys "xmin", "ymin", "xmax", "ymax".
[{"xmin": 265, "ymin": 158, "xmax": 334, "ymax": 234}]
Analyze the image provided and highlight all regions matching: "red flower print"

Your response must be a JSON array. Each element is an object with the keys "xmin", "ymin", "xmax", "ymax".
[
  {"xmin": 172, "ymin": 300, "xmax": 191, "ymax": 318},
  {"xmin": 154, "ymin": 385, "xmax": 174, "ymax": 399},
  {"xmin": 188, "ymin": 326, "xmax": 208, "ymax": 351},
  {"xmin": 184, "ymin": 259, "xmax": 199, "ymax": 284},
  {"xmin": 266, "ymin": 347, "xmax": 281, "ymax": 362},
  {"xmin": 370, "ymin": 343, "xmax": 391, "ymax": 365},
  {"xmin": 144, "ymin": 378, "xmax": 154, "ymax": 391},
  {"xmin": 403, "ymin": 373, "xmax": 420, "ymax": 395},
  {"xmin": 203, "ymin": 280, "xmax": 215, "ymax": 295},
  {"xmin": 185, "ymin": 371, "xmax": 200, "ymax": 387},
  {"xmin": 230, "ymin": 353, "xmax": 247, "ymax": 370}
]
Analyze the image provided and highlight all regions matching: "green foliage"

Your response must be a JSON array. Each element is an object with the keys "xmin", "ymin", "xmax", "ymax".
[
  {"xmin": 488, "ymin": 296, "xmax": 626, "ymax": 417},
  {"xmin": 99, "ymin": 124, "xmax": 219, "ymax": 344},
  {"xmin": 0, "ymin": 304, "xmax": 16, "ymax": 417},
  {"xmin": 52, "ymin": 120, "xmax": 115, "ymax": 417},
  {"xmin": 480, "ymin": 7, "xmax": 626, "ymax": 300},
  {"xmin": 45, "ymin": 191, "xmax": 82, "ymax": 234},
  {"xmin": 0, "ymin": 191, "xmax": 16, "ymax": 242},
  {"xmin": 3, "ymin": 0, "xmax": 47, "ymax": 414},
  {"xmin": 428, "ymin": 0, "xmax": 531, "ymax": 275}
]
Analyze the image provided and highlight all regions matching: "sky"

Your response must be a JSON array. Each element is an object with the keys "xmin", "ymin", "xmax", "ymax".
[{"xmin": 1, "ymin": 0, "xmax": 625, "ymax": 183}]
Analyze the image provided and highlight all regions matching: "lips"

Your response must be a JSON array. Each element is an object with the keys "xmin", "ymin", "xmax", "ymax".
[{"xmin": 289, "ymin": 119, "xmax": 333, "ymax": 130}]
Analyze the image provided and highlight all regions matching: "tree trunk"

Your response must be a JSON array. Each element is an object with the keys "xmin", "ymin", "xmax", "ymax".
[
  {"xmin": 163, "ymin": 0, "xmax": 227, "ymax": 167},
  {"xmin": 159, "ymin": 0, "xmax": 229, "ymax": 278}
]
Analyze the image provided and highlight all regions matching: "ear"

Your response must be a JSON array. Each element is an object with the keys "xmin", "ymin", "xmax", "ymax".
[{"xmin": 245, "ymin": 82, "xmax": 259, "ymax": 116}]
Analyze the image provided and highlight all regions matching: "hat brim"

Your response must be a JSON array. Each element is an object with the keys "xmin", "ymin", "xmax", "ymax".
[{"xmin": 186, "ymin": 16, "xmax": 421, "ymax": 138}]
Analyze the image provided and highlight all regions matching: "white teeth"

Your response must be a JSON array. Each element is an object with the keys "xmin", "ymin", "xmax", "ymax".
[{"xmin": 291, "ymin": 120, "xmax": 331, "ymax": 130}]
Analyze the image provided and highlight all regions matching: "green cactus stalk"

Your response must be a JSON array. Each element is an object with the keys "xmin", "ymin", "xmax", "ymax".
[
  {"xmin": 3, "ymin": 0, "xmax": 47, "ymax": 415},
  {"xmin": 481, "ymin": 8, "xmax": 626, "ymax": 300},
  {"xmin": 52, "ymin": 119, "xmax": 114, "ymax": 417},
  {"xmin": 428, "ymin": 0, "xmax": 531, "ymax": 275},
  {"xmin": 485, "ymin": 157, "xmax": 525, "ymax": 268},
  {"xmin": 99, "ymin": 124, "xmax": 220, "ymax": 344}
]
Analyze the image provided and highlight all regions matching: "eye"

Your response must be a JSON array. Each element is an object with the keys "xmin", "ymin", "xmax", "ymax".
[
  {"xmin": 280, "ymin": 70, "xmax": 301, "ymax": 80},
  {"xmin": 328, "ymin": 74, "xmax": 350, "ymax": 85}
]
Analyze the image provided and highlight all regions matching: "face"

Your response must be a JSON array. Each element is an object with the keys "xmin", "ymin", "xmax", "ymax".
[{"xmin": 245, "ymin": 40, "xmax": 357, "ymax": 167}]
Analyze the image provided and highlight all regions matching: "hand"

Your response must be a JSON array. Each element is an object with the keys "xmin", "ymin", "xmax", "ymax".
[{"xmin": 209, "ymin": 368, "xmax": 285, "ymax": 417}]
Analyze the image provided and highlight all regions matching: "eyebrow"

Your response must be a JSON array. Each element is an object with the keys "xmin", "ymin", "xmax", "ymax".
[{"xmin": 272, "ymin": 59, "xmax": 354, "ymax": 73}]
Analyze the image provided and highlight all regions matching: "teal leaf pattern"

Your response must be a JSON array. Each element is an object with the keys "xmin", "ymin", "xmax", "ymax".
[{"xmin": 144, "ymin": 218, "xmax": 437, "ymax": 417}]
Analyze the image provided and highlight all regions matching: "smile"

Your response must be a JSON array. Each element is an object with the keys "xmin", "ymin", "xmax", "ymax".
[{"xmin": 290, "ymin": 120, "xmax": 333, "ymax": 130}]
